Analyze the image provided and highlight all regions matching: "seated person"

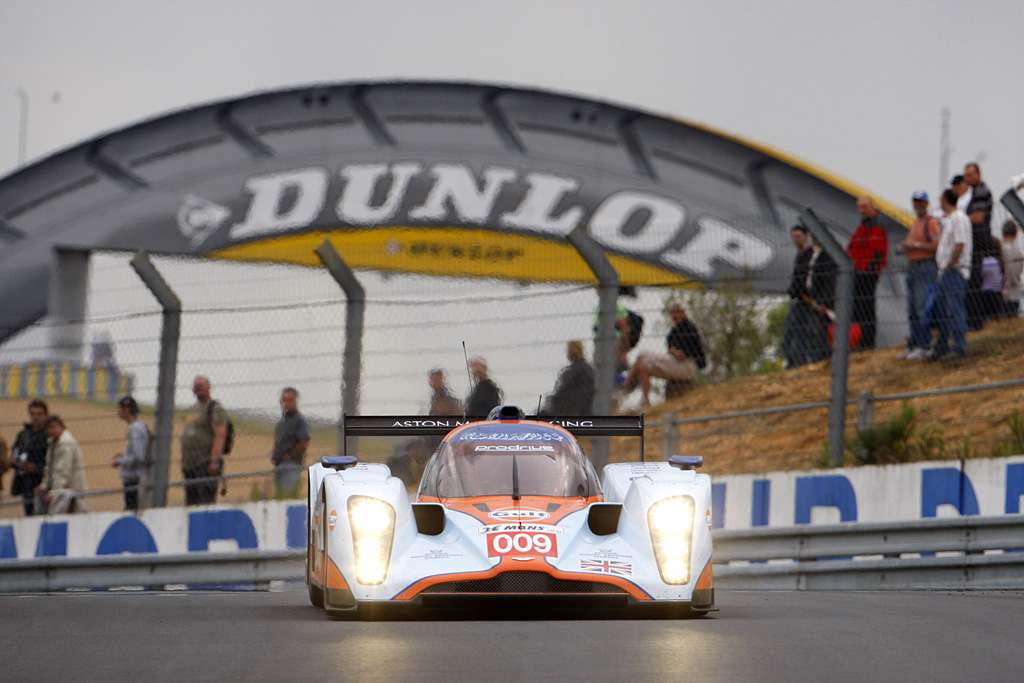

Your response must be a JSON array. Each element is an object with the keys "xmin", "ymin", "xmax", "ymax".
[{"xmin": 622, "ymin": 303, "xmax": 705, "ymax": 406}]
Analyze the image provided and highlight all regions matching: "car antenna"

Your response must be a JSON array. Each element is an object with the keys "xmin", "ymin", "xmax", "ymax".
[
  {"xmin": 462, "ymin": 341, "xmax": 475, "ymax": 420},
  {"xmin": 535, "ymin": 394, "xmax": 542, "ymax": 417},
  {"xmin": 511, "ymin": 452, "xmax": 522, "ymax": 528}
]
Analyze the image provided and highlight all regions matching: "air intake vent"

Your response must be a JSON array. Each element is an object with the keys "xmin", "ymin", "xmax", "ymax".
[{"xmin": 421, "ymin": 571, "xmax": 625, "ymax": 594}]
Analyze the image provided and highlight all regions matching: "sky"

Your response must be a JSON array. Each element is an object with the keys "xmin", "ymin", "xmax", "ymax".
[{"xmin": 1, "ymin": 0, "xmax": 1023, "ymax": 208}]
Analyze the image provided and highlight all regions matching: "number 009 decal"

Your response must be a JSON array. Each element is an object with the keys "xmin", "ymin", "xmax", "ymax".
[{"xmin": 486, "ymin": 531, "xmax": 558, "ymax": 558}]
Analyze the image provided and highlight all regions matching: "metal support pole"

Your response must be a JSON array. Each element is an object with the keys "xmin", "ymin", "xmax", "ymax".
[
  {"xmin": 661, "ymin": 413, "xmax": 679, "ymax": 459},
  {"xmin": 46, "ymin": 249, "xmax": 90, "ymax": 364},
  {"xmin": 799, "ymin": 208, "xmax": 854, "ymax": 467},
  {"xmin": 1000, "ymin": 188, "xmax": 1024, "ymax": 229},
  {"xmin": 129, "ymin": 250, "xmax": 180, "ymax": 508},
  {"xmin": 315, "ymin": 240, "xmax": 365, "ymax": 455},
  {"xmin": 566, "ymin": 225, "xmax": 619, "ymax": 470}
]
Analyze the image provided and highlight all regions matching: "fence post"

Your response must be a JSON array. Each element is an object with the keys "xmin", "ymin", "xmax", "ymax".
[
  {"xmin": 315, "ymin": 240, "xmax": 365, "ymax": 455},
  {"xmin": 661, "ymin": 413, "xmax": 679, "ymax": 459},
  {"xmin": 566, "ymin": 225, "xmax": 619, "ymax": 470},
  {"xmin": 799, "ymin": 207, "xmax": 854, "ymax": 468},
  {"xmin": 857, "ymin": 390, "xmax": 875, "ymax": 431},
  {"xmin": 129, "ymin": 250, "xmax": 180, "ymax": 508}
]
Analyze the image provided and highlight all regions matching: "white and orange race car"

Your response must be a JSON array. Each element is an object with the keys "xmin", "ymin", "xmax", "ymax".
[{"xmin": 306, "ymin": 405, "xmax": 714, "ymax": 618}]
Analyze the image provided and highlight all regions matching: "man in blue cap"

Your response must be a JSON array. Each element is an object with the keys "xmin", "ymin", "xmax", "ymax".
[{"xmin": 897, "ymin": 190, "xmax": 942, "ymax": 359}]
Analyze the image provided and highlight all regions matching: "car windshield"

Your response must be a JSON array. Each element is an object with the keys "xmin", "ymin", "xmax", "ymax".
[{"xmin": 419, "ymin": 425, "xmax": 601, "ymax": 499}]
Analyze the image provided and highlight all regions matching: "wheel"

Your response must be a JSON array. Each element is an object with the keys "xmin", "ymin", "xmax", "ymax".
[
  {"xmin": 307, "ymin": 486, "xmax": 325, "ymax": 608},
  {"xmin": 308, "ymin": 579, "xmax": 325, "ymax": 608}
]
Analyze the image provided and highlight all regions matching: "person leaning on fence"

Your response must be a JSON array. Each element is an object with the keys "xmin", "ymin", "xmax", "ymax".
[
  {"xmin": 897, "ymin": 190, "xmax": 941, "ymax": 360},
  {"xmin": 180, "ymin": 375, "xmax": 229, "ymax": 505},
  {"xmin": 272, "ymin": 387, "xmax": 310, "ymax": 498},
  {"xmin": 847, "ymin": 196, "xmax": 888, "ymax": 350},
  {"xmin": 34, "ymin": 416, "xmax": 88, "ymax": 514},
  {"xmin": 927, "ymin": 188, "xmax": 972, "ymax": 362},
  {"xmin": 1001, "ymin": 220, "xmax": 1023, "ymax": 318},
  {"xmin": 110, "ymin": 396, "xmax": 150, "ymax": 511},
  {"xmin": 622, "ymin": 302, "xmax": 705, "ymax": 407},
  {"xmin": 541, "ymin": 340, "xmax": 596, "ymax": 415},
  {"xmin": 9, "ymin": 399, "xmax": 49, "ymax": 516}
]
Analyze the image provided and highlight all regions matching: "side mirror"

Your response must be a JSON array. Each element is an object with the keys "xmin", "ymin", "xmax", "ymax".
[
  {"xmin": 322, "ymin": 455, "xmax": 358, "ymax": 471},
  {"xmin": 668, "ymin": 455, "xmax": 703, "ymax": 470}
]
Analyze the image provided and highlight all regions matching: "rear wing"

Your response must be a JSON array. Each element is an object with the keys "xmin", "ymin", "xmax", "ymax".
[{"xmin": 343, "ymin": 414, "xmax": 645, "ymax": 460}]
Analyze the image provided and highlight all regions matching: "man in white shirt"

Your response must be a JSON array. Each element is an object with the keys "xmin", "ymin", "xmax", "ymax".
[
  {"xmin": 951, "ymin": 174, "xmax": 971, "ymax": 213},
  {"xmin": 929, "ymin": 188, "xmax": 972, "ymax": 361}
]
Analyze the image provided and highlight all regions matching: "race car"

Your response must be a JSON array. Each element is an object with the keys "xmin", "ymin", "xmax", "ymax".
[{"xmin": 306, "ymin": 405, "xmax": 714, "ymax": 618}]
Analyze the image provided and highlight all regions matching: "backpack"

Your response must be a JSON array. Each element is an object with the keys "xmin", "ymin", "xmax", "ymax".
[
  {"xmin": 207, "ymin": 401, "xmax": 235, "ymax": 454},
  {"xmin": 626, "ymin": 309, "xmax": 644, "ymax": 349}
]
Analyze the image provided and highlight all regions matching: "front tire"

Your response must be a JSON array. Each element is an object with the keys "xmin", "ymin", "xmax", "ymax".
[{"xmin": 308, "ymin": 579, "xmax": 325, "ymax": 608}]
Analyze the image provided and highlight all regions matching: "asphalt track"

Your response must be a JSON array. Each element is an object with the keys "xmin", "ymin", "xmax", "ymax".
[{"xmin": 3, "ymin": 588, "xmax": 1023, "ymax": 682}]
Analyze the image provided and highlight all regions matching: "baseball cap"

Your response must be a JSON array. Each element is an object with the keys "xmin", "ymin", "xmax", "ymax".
[
  {"xmin": 967, "ymin": 201, "xmax": 988, "ymax": 214},
  {"xmin": 117, "ymin": 395, "xmax": 140, "ymax": 414},
  {"xmin": 911, "ymin": 190, "xmax": 928, "ymax": 202},
  {"xmin": 951, "ymin": 174, "xmax": 965, "ymax": 185}
]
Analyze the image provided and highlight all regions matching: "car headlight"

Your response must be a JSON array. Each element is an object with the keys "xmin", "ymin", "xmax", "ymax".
[
  {"xmin": 648, "ymin": 495, "xmax": 695, "ymax": 585},
  {"xmin": 347, "ymin": 496, "xmax": 396, "ymax": 585}
]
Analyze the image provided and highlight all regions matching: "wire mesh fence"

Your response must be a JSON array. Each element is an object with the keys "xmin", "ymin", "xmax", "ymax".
[{"xmin": 1, "ymin": 193, "xmax": 1023, "ymax": 516}]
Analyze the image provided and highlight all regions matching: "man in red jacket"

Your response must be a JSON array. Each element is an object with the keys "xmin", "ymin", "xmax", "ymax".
[{"xmin": 847, "ymin": 197, "xmax": 888, "ymax": 349}]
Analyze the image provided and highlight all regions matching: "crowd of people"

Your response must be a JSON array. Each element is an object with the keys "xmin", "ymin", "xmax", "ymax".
[
  {"xmin": 782, "ymin": 162, "xmax": 1023, "ymax": 367},
  {"xmin": 1, "ymin": 373, "xmax": 321, "ymax": 516}
]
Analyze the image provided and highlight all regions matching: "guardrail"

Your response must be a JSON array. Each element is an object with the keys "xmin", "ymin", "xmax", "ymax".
[
  {"xmin": 714, "ymin": 514, "xmax": 1024, "ymax": 590},
  {"xmin": 0, "ymin": 550, "xmax": 304, "ymax": 593},
  {"xmin": 3, "ymin": 515, "xmax": 1024, "ymax": 592}
]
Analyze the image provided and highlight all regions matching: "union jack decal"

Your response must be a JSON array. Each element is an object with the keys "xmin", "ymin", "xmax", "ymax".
[{"xmin": 580, "ymin": 559, "xmax": 632, "ymax": 576}]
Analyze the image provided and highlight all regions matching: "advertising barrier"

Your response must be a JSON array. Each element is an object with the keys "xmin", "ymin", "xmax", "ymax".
[
  {"xmin": 712, "ymin": 455, "xmax": 1024, "ymax": 529},
  {"xmin": 2, "ymin": 455, "xmax": 1023, "ymax": 562}
]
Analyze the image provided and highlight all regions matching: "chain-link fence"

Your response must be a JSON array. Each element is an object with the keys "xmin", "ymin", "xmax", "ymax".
[{"xmin": 1, "ymin": 193, "xmax": 1023, "ymax": 517}]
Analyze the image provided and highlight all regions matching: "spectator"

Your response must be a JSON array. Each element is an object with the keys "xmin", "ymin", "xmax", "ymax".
[
  {"xmin": 466, "ymin": 356, "xmax": 503, "ymax": 416},
  {"xmin": 1001, "ymin": 220, "xmax": 1023, "ymax": 317},
  {"xmin": 8, "ymin": 399, "xmax": 49, "ymax": 516},
  {"xmin": 928, "ymin": 189, "xmax": 972, "ymax": 362},
  {"xmin": 110, "ymin": 396, "xmax": 150, "ymax": 511},
  {"xmin": 621, "ymin": 302, "xmax": 705, "ymax": 406},
  {"xmin": 801, "ymin": 235, "xmax": 839, "ymax": 363},
  {"xmin": 964, "ymin": 162, "xmax": 993, "ymax": 224},
  {"xmin": 847, "ymin": 197, "xmax": 888, "ymax": 350},
  {"xmin": 427, "ymin": 368, "xmax": 461, "ymax": 415},
  {"xmin": 782, "ymin": 224, "xmax": 815, "ymax": 368},
  {"xmin": 966, "ymin": 201, "xmax": 996, "ymax": 330},
  {"xmin": 180, "ymin": 375, "xmax": 229, "ymax": 505},
  {"xmin": 980, "ymin": 240, "xmax": 1004, "ymax": 321},
  {"xmin": 0, "ymin": 434, "xmax": 8, "ymax": 491},
  {"xmin": 386, "ymin": 437, "xmax": 431, "ymax": 491},
  {"xmin": 541, "ymin": 340, "xmax": 596, "ymax": 415},
  {"xmin": 91, "ymin": 331, "xmax": 117, "ymax": 372},
  {"xmin": 964, "ymin": 163, "xmax": 994, "ymax": 331},
  {"xmin": 34, "ymin": 416, "xmax": 88, "ymax": 514},
  {"xmin": 272, "ymin": 387, "xmax": 310, "ymax": 498},
  {"xmin": 592, "ymin": 283, "xmax": 632, "ymax": 372},
  {"xmin": 951, "ymin": 174, "xmax": 971, "ymax": 213},
  {"xmin": 897, "ymin": 191, "xmax": 941, "ymax": 360}
]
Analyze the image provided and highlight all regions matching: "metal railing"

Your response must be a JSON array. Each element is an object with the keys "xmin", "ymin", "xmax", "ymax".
[
  {"xmin": 714, "ymin": 514, "xmax": 1024, "ymax": 590},
  {"xmin": 4, "ymin": 514, "xmax": 1024, "ymax": 592},
  {"xmin": 0, "ymin": 549, "xmax": 304, "ymax": 593}
]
